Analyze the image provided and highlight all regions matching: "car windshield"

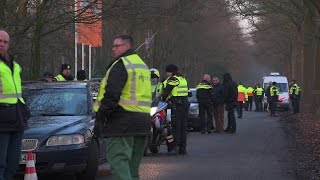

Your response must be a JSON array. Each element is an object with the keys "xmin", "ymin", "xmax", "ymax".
[
  {"xmin": 264, "ymin": 83, "xmax": 288, "ymax": 93},
  {"xmin": 188, "ymin": 90, "xmax": 198, "ymax": 103},
  {"xmin": 23, "ymin": 88, "xmax": 89, "ymax": 116}
]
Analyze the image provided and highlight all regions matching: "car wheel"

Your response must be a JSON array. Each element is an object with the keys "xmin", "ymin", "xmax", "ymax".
[{"xmin": 77, "ymin": 140, "xmax": 99, "ymax": 180}]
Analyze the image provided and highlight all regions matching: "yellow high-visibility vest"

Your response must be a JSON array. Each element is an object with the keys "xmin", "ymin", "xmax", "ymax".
[
  {"xmin": 54, "ymin": 74, "xmax": 66, "ymax": 81},
  {"xmin": 171, "ymin": 76, "xmax": 188, "ymax": 97},
  {"xmin": 290, "ymin": 84, "xmax": 301, "ymax": 96},
  {"xmin": 0, "ymin": 60, "xmax": 25, "ymax": 104},
  {"xmin": 93, "ymin": 54, "xmax": 152, "ymax": 113}
]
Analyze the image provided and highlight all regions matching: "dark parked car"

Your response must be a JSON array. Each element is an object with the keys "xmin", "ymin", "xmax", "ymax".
[
  {"xmin": 17, "ymin": 82, "xmax": 107, "ymax": 180},
  {"xmin": 188, "ymin": 88, "xmax": 200, "ymax": 131}
]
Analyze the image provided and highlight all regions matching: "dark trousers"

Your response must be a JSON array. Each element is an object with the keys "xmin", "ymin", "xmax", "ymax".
[
  {"xmin": 0, "ymin": 131, "xmax": 23, "ymax": 180},
  {"xmin": 199, "ymin": 103, "xmax": 213, "ymax": 131},
  {"xmin": 248, "ymin": 96, "xmax": 253, "ymax": 111},
  {"xmin": 172, "ymin": 104, "xmax": 189, "ymax": 151},
  {"xmin": 237, "ymin": 101, "xmax": 243, "ymax": 118},
  {"xmin": 257, "ymin": 96, "xmax": 263, "ymax": 112},
  {"xmin": 255, "ymin": 96, "xmax": 263, "ymax": 112},
  {"xmin": 292, "ymin": 98, "xmax": 300, "ymax": 113},
  {"xmin": 226, "ymin": 107, "xmax": 236, "ymax": 132},
  {"xmin": 270, "ymin": 101, "xmax": 277, "ymax": 116}
]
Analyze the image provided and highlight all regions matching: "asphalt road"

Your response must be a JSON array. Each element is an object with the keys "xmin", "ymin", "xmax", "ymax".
[
  {"xmin": 98, "ymin": 111, "xmax": 296, "ymax": 180},
  {"xmin": 32, "ymin": 111, "xmax": 296, "ymax": 180}
]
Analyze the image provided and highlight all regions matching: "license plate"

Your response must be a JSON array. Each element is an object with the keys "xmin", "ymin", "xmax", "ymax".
[{"xmin": 20, "ymin": 153, "xmax": 36, "ymax": 164}]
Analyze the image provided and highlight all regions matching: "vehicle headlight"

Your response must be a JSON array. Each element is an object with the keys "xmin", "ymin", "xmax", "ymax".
[
  {"xmin": 150, "ymin": 107, "xmax": 158, "ymax": 116},
  {"xmin": 46, "ymin": 134, "xmax": 85, "ymax": 146}
]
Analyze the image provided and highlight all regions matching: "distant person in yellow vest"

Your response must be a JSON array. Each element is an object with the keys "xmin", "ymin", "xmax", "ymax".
[
  {"xmin": 269, "ymin": 82, "xmax": 280, "ymax": 117},
  {"xmin": 289, "ymin": 80, "xmax": 301, "ymax": 114},
  {"xmin": 93, "ymin": 35, "xmax": 151, "ymax": 180},
  {"xmin": 253, "ymin": 84, "xmax": 264, "ymax": 112},
  {"xmin": 54, "ymin": 63, "xmax": 74, "ymax": 81},
  {"xmin": 162, "ymin": 64, "xmax": 190, "ymax": 155},
  {"xmin": 0, "ymin": 30, "xmax": 30, "ymax": 180},
  {"xmin": 150, "ymin": 68, "xmax": 163, "ymax": 99},
  {"xmin": 245, "ymin": 85, "xmax": 254, "ymax": 111},
  {"xmin": 237, "ymin": 83, "xmax": 248, "ymax": 118}
]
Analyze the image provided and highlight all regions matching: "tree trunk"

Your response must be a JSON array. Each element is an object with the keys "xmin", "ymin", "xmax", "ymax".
[
  {"xmin": 30, "ymin": 24, "xmax": 42, "ymax": 80},
  {"xmin": 301, "ymin": 10, "xmax": 316, "ymax": 112},
  {"xmin": 0, "ymin": 0, "xmax": 6, "ymax": 28}
]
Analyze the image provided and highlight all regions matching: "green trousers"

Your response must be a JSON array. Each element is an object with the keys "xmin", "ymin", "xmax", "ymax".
[{"xmin": 107, "ymin": 136, "xmax": 146, "ymax": 180}]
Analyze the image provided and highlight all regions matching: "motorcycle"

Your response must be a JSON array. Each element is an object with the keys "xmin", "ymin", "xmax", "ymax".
[{"xmin": 146, "ymin": 99, "xmax": 173, "ymax": 154}]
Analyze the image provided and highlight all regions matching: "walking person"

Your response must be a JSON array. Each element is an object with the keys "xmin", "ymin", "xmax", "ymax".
[
  {"xmin": 237, "ymin": 83, "xmax": 247, "ymax": 118},
  {"xmin": 196, "ymin": 74, "xmax": 214, "ymax": 134},
  {"xmin": 289, "ymin": 80, "xmax": 301, "ymax": 114},
  {"xmin": 93, "ymin": 35, "xmax": 152, "ymax": 180},
  {"xmin": 162, "ymin": 64, "xmax": 190, "ymax": 155},
  {"xmin": 223, "ymin": 73, "xmax": 238, "ymax": 133},
  {"xmin": 269, "ymin": 82, "xmax": 280, "ymax": 117},
  {"xmin": 212, "ymin": 76, "xmax": 225, "ymax": 133},
  {"xmin": 0, "ymin": 30, "xmax": 30, "ymax": 180},
  {"xmin": 265, "ymin": 81, "xmax": 273, "ymax": 112}
]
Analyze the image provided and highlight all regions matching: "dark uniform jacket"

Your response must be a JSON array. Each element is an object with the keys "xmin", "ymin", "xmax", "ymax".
[
  {"xmin": 196, "ymin": 80, "xmax": 213, "ymax": 104},
  {"xmin": 97, "ymin": 49, "xmax": 150, "ymax": 137}
]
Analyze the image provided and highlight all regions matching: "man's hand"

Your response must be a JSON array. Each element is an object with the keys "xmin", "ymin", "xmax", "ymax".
[{"xmin": 93, "ymin": 109, "xmax": 107, "ymax": 138}]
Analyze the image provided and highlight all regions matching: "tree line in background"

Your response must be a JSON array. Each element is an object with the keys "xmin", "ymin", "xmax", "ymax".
[{"xmin": 228, "ymin": 0, "xmax": 320, "ymax": 114}]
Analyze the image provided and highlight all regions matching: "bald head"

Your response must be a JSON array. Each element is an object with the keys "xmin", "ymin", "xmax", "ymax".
[
  {"xmin": 203, "ymin": 74, "xmax": 211, "ymax": 82},
  {"xmin": 0, "ymin": 30, "xmax": 10, "ymax": 56}
]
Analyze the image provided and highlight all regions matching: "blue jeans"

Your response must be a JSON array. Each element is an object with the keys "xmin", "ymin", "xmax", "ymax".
[{"xmin": 0, "ymin": 132, "xmax": 23, "ymax": 180}]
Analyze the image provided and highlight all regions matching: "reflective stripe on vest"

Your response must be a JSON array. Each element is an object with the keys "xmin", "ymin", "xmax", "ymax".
[
  {"xmin": 54, "ymin": 74, "xmax": 66, "ymax": 81},
  {"xmin": 270, "ymin": 86, "xmax": 279, "ymax": 96},
  {"xmin": 171, "ymin": 76, "xmax": 188, "ymax": 97},
  {"xmin": 290, "ymin": 84, "xmax": 301, "ymax": 95},
  {"xmin": 256, "ymin": 88, "xmax": 263, "ymax": 96},
  {"xmin": 196, "ymin": 83, "xmax": 212, "ymax": 90},
  {"xmin": 0, "ymin": 60, "xmax": 25, "ymax": 104},
  {"xmin": 93, "ymin": 54, "xmax": 151, "ymax": 113}
]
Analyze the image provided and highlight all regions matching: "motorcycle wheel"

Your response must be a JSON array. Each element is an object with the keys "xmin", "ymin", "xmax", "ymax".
[{"xmin": 149, "ymin": 127, "xmax": 161, "ymax": 153}]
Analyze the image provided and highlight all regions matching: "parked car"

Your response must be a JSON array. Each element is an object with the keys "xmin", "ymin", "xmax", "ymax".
[
  {"xmin": 17, "ymin": 82, "xmax": 107, "ymax": 180},
  {"xmin": 187, "ymin": 88, "xmax": 200, "ymax": 131}
]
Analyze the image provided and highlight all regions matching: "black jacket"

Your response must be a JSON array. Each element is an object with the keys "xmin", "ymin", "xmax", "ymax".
[
  {"xmin": 196, "ymin": 80, "xmax": 213, "ymax": 104},
  {"xmin": 212, "ymin": 83, "xmax": 224, "ymax": 105},
  {"xmin": 223, "ymin": 80, "xmax": 238, "ymax": 110},
  {"xmin": 95, "ymin": 49, "xmax": 150, "ymax": 137}
]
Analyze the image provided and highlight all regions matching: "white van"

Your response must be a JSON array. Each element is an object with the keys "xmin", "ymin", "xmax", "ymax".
[{"xmin": 262, "ymin": 72, "xmax": 289, "ymax": 111}]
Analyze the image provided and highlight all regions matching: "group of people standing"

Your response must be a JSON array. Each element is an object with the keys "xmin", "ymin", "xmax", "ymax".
[
  {"xmin": 196, "ymin": 73, "xmax": 239, "ymax": 134},
  {"xmin": 40, "ymin": 64, "xmax": 87, "ymax": 82}
]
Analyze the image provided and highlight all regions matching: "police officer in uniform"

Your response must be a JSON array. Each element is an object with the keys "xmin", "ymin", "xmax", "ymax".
[
  {"xmin": 196, "ymin": 74, "xmax": 214, "ymax": 134},
  {"xmin": 93, "ymin": 35, "xmax": 152, "ymax": 180},
  {"xmin": 162, "ymin": 64, "xmax": 190, "ymax": 155},
  {"xmin": 269, "ymin": 82, "xmax": 280, "ymax": 117},
  {"xmin": 253, "ymin": 84, "xmax": 264, "ymax": 112},
  {"xmin": 150, "ymin": 68, "xmax": 163, "ymax": 99},
  {"xmin": 289, "ymin": 80, "xmax": 301, "ymax": 114},
  {"xmin": 246, "ymin": 85, "xmax": 254, "ymax": 111},
  {"xmin": 54, "ymin": 63, "xmax": 74, "ymax": 81}
]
